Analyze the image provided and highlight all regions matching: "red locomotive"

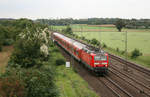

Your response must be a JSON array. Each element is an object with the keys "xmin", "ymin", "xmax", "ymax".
[{"xmin": 52, "ymin": 32, "xmax": 109, "ymax": 74}]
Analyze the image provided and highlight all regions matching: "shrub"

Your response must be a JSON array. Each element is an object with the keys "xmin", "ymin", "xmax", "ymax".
[
  {"xmin": 121, "ymin": 51, "xmax": 125, "ymax": 54},
  {"xmin": 75, "ymin": 35, "xmax": 78, "ymax": 39},
  {"xmin": 91, "ymin": 38, "xmax": 99, "ymax": 45},
  {"xmin": 22, "ymin": 67, "xmax": 59, "ymax": 97},
  {"xmin": 131, "ymin": 49, "xmax": 142, "ymax": 59},
  {"xmin": 81, "ymin": 36, "xmax": 85, "ymax": 40},
  {"xmin": 9, "ymin": 38, "xmax": 42, "ymax": 68},
  {"xmin": 88, "ymin": 40, "xmax": 91, "ymax": 43},
  {"xmin": 56, "ymin": 58, "xmax": 65, "ymax": 65},
  {"xmin": 0, "ymin": 44, "xmax": 2, "ymax": 52},
  {"xmin": 116, "ymin": 48, "xmax": 119, "ymax": 52},
  {"xmin": 52, "ymin": 48, "xmax": 60, "ymax": 52},
  {"xmin": 103, "ymin": 43, "xmax": 107, "ymax": 48},
  {"xmin": 96, "ymin": 41, "xmax": 100, "ymax": 46},
  {"xmin": 3, "ymin": 39, "xmax": 14, "ymax": 46},
  {"xmin": 0, "ymin": 70, "xmax": 26, "ymax": 97},
  {"xmin": 63, "ymin": 25, "xmax": 73, "ymax": 34},
  {"xmin": 9, "ymin": 27, "xmax": 50, "ymax": 68},
  {"xmin": 0, "ymin": 66, "xmax": 59, "ymax": 97}
]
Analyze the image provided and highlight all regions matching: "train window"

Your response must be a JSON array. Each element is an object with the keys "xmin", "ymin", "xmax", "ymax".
[
  {"xmin": 94, "ymin": 56, "xmax": 107, "ymax": 61},
  {"xmin": 101, "ymin": 56, "xmax": 107, "ymax": 61}
]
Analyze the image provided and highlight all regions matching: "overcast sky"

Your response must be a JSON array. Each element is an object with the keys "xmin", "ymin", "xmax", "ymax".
[{"xmin": 0, "ymin": 0, "xmax": 150, "ymax": 19}]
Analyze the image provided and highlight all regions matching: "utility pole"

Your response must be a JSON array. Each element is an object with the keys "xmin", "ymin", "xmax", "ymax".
[
  {"xmin": 124, "ymin": 31, "xmax": 128, "ymax": 71},
  {"xmin": 81, "ymin": 25, "xmax": 83, "ymax": 39},
  {"xmin": 99, "ymin": 26, "xmax": 101, "ymax": 51},
  {"xmin": 80, "ymin": 25, "xmax": 83, "ymax": 42}
]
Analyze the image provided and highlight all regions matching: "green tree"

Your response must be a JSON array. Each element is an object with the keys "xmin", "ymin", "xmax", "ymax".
[
  {"xmin": 63, "ymin": 25, "xmax": 73, "ymax": 34},
  {"xmin": 131, "ymin": 49, "xmax": 142, "ymax": 59},
  {"xmin": 91, "ymin": 38, "xmax": 99, "ymax": 46},
  {"xmin": 0, "ymin": 43, "xmax": 2, "ymax": 51},
  {"xmin": 9, "ymin": 26, "xmax": 50, "ymax": 68},
  {"xmin": 115, "ymin": 19, "xmax": 125, "ymax": 32}
]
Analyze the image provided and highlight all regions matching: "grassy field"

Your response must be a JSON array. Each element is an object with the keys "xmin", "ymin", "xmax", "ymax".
[
  {"xmin": 52, "ymin": 24, "xmax": 150, "ymax": 32},
  {"xmin": 0, "ymin": 46, "xmax": 13, "ymax": 73},
  {"xmin": 52, "ymin": 24, "xmax": 150, "ymax": 68},
  {"xmin": 75, "ymin": 31, "xmax": 150, "ymax": 55}
]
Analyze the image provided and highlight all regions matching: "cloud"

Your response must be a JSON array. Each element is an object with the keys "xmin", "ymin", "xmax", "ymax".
[{"xmin": 0, "ymin": 0, "xmax": 150, "ymax": 19}]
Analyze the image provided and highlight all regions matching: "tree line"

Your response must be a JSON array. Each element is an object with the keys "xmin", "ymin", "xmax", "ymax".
[{"xmin": 36, "ymin": 18, "xmax": 150, "ymax": 29}]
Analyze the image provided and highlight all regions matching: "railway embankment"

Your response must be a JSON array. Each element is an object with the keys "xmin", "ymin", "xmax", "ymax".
[{"xmin": 50, "ymin": 43, "xmax": 99, "ymax": 97}]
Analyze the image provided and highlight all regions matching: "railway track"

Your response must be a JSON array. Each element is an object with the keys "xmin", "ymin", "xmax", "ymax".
[
  {"xmin": 97, "ymin": 77, "xmax": 134, "ymax": 97},
  {"xmin": 111, "ymin": 65, "xmax": 150, "ymax": 90},
  {"xmin": 109, "ymin": 54, "xmax": 150, "ymax": 76},
  {"xmin": 109, "ymin": 67, "xmax": 150, "ymax": 97}
]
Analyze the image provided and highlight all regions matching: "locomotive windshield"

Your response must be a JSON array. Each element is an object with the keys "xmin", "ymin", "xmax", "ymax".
[{"xmin": 94, "ymin": 56, "xmax": 107, "ymax": 61}]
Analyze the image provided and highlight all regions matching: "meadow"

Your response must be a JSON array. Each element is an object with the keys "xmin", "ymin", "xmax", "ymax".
[
  {"xmin": 75, "ymin": 31, "xmax": 150, "ymax": 54},
  {"xmin": 52, "ymin": 24, "xmax": 150, "ymax": 68}
]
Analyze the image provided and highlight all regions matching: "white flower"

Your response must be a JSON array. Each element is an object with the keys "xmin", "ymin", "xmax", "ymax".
[{"xmin": 40, "ymin": 44, "xmax": 49, "ymax": 57}]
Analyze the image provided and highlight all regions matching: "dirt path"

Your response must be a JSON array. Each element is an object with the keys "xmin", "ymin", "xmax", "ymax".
[{"xmin": 0, "ymin": 46, "xmax": 13, "ymax": 73}]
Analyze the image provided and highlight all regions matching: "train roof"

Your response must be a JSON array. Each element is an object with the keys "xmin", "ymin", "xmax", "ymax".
[
  {"xmin": 53, "ymin": 32, "xmax": 106, "ymax": 55},
  {"xmin": 53, "ymin": 32, "xmax": 86, "ymax": 49},
  {"xmin": 53, "ymin": 32, "xmax": 75, "ymax": 44}
]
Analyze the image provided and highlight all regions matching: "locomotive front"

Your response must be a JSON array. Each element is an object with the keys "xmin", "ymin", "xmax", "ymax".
[{"xmin": 92, "ymin": 52, "xmax": 109, "ymax": 73}]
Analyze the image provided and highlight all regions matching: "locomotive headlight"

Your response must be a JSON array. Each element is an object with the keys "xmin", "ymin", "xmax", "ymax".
[
  {"xmin": 94, "ymin": 63, "xmax": 99, "ymax": 65},
  {"xmin": 102, "ymin": 62, "xmax": 107, "ymax": 65}
]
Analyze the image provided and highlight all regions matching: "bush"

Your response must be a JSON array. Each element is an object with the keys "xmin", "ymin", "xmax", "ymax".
[
  {"xmin": 103, "ymin": 43, "xmax": 107, "ymax": 48},
  {"xmin": 9, "ymin": 38, "xmax": 42, "ymax": 68},
  {"xmin": 81, "ymin": 36, "xmax": 85, "ymax": 40},
  {"xmin": 22, "ymin": 67, "xmax": 59, "ymax": 97},
  {"xmin": 0, "ymin": 44, "xmax": 2, "ymax": 52},
  {"xmin": 9, "ymin": 27, "xmax": 50, "ymax": 68},
  {"xmin": 121, "ymin": 51, "xmax": 125, "ymax": 54},
  {"xmin": 75, "ymin": 35, "xmax": 78, "ymax": 39},
  {"xmin": 63, "ymin": 25, "xmax": 73, "ymax": 34},
  {"xmin": 116, "ymin": 48, "xmax": 119, "ymax": 52},
  {"xmin": 21, "ymin": 67, "xmax": 58, "ymax": 97},
  {"xmin": 91, "ymin": 38, "xmax": 99, "ymax": 45},
  {"xmin": 0, "ymin": 70, "xmax": 26, "ymax": 97},
  {"xmin": 1, "ymin": 66, "xmax": 59, "ymax": 97},
  {"xmin": 131, "ymin": 49, "xmax": 142, "ymax": 59},
  {"xmin": 3, "ymin": 39, "xmax": 14, "ymax": 46},
  {"xmin": 96, "ymin": 41, "xmax": 100, "ymax": 46},
  {"xmin": 56, "ymin": 58, "xmax": 65, "ymax": 65},
  {"xmin": 52, "ymin": 48, "xmax": 60, "ymax": 52}
]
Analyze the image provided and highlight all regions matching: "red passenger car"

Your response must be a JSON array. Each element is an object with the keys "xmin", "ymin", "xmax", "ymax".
[{"xmin": 52, "ymin": 32, "xmax": 109, "ymax": 74}]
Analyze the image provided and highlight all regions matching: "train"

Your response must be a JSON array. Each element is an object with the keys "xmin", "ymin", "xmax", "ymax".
[{"xmin": 52, "ymin": 32, "xmax": 109, "ymax": 74}]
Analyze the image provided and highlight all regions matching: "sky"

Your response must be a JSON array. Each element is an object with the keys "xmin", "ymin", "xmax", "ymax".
[{"xmin": 0, "ymin": 0, "xmax": 150, "ymax": 19}]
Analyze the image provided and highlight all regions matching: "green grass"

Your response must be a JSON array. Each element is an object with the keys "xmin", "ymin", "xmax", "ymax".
[
  {"xmin": 51, "ymin": 24, "xmax": 115, "ymax": 31},
  {"xmin": 49, "ymin": 44, "xmax": 99, "ymax": 97},
  {"xmin": 56, "ymin": 65, "xmax": 98, "ymax": 97},
  {"xmin": 74, "ymin": 31, "xmax": 150, "ymax": 54},
  {"xmin": 51, "ymin": 24, "xmax": 150, "ymax": 32},
  {"xmin": 103, "ymin": 47, "xmax": 150, "ymax": 68}
]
